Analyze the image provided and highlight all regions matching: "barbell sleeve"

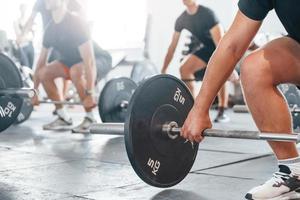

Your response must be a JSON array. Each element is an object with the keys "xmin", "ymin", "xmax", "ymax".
[
  {"xmin": 119, "ymin": 100, "xmax": 129, "ymax": 109},
  {"xmin": 90, "ymin": 123, "xmax": 124, "ymax": 135},
  {"xmin": 0, "ymin": 88, "xmax": 36, "ymax": 98}
]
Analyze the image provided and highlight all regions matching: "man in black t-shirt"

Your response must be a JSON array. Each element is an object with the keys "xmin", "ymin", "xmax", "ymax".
[
  {"xmin": 181, "ymin": 0, "xmax": 300, "ymax": 199},
  {"xmin": 161, "ymin": 0, "xmax": 239, "ymax": 123},
  {"xmin": 18, "ymin": 0, "xmax": 83, "ymax": 102},
  {"xmin": 32, "ymin": 0, "xmax": 98, "ymax": 132}
]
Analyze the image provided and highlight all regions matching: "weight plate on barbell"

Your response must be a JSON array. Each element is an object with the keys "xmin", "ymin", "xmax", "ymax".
[
  {"xmin": 99, "ymin": 77, "xmax": 137, "ymax": 123},
  {"xmin": 0, "ymin": 53, "xmax": 24, "ymax": 131},
  {"xmin": 14, "ymin": 81, "xmax": 34, "ymax": 125},
  {"xmin": 125, "ymin": 74, "xmax": 197, "ymax": 187},
  {"xmin": 0, "ymin": 53, "xmax": 23, "ymax": 89}
]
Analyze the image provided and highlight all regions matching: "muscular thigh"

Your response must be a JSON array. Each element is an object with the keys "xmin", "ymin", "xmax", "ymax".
[
  {"xmin": 42, "ymin": 61, "xmax": 69, "ymax": 80},
  {"xmin": 256, "ymin": 37, "xmax": 300, "ymax": 86},
  {"xmin": 181, "ymin": 54, "xmax": 207, "ymax": 73},
  {"xmin": 69, "ymin": 63, "xmax": 85, "ymax": 81}
]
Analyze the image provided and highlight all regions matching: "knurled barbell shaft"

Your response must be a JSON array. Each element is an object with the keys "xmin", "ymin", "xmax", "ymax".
[
  {"xmin": 90, "ymin": 122, "xmax": 300, "ymax": 142},
  {"xmin": 0, "ymin": 88, "xmax": 36, "ymax": 98}
]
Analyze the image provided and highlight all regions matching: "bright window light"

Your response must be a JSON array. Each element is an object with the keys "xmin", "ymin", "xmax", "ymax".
[{"xmin": 87, "ymin": 0, "xmax": 147, "ymax": 50}]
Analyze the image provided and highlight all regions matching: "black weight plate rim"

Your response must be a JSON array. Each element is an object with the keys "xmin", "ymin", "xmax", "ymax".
[
  {"xmin": 124, "ymin": 74, "xmax": 198, "ymax": 188},
  {"xmin": 99, "ymin": 77, "xmax": 137, "ymax": 122},
  {"xmin": 0, "ymin": 53, "xmax": 23, "ymax": 89}
]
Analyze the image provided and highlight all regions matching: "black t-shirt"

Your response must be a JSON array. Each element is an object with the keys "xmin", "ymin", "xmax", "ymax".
[
  {"xmin": 34, "ymin": 0, "xmax": 81, "ymax": 30},
  {"xmin": 43, "ymin": 13, "xmax": 90, "ymax": 66},
  {"xmin": 238, "ymin": 0, "xmax": 300, "ymax": 43},
  {"xmin": 175, "ymin": 5, "xmax": 219, "ymax": 50}
]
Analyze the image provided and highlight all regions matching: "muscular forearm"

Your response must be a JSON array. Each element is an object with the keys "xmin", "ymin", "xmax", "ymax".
[
  {"xmin": 85, "ymin": 60, "xmax": 96, "ymax": 91},
  {"xmin": 33, "ymin": 62, "xmax": 44, "ymax": 90},
  {"xmin": 162, "ymin": 50, "xmax": 174, "ymax": 71},
  {"xmin": 194, "ymin": 41, "xmax": 247, "ymax": 113}
]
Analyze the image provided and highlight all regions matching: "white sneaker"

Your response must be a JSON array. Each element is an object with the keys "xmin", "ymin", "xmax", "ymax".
[
  {"xmin": 71, "ymin": 117, "xmax": 96, "ymax": 134},
  {"xmin": 245, "ymin": 167, "xmax": 300, "ymax": 200},
  {"xmin": 43, "ymin": 117, "xmax": 73, "ymax": 131}
]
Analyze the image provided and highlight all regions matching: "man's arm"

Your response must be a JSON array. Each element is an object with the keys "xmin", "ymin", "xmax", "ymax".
[
  {"xmin": 195, "ymin": 11, "xmax": 262, "ymax": 113},
  {"xmin": 210, "ymin": 24, "xmax": 224, "ymax": 46},
  {"xmin": 33, "ymin": 47, "xmax": 48, "ymax": 90},
  {"xmin": 79, "ymin": 40, "xmax": 96, "ymax": 92},
  {"xmin": 161, "ymin": 32, "xmax": 181, "ymax": 73}
]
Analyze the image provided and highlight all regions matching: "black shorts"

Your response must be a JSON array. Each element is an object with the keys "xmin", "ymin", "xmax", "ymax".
[{"xmin": 192, "ymin": 47, "xmax": 214, "ymax": 63}]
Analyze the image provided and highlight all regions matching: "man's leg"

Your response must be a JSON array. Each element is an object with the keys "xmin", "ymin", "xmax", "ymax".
[
  {"xmin": 38, "ymin": 61, "xmax": 73, "ymax": 130},
  {"xmin": 180, "ymin": 54, "xmax": 206, "ymax": 97},
  {"xmin": 241, "ymin": 37, "xmax": 300, "ymax": 199},
  {"xmin": 39, "ymin": 61, "xmax": 69, "ymax": 110},
  {"xmin": 69, "ymin": 63, "xmax": 96, "ymax": 132}
]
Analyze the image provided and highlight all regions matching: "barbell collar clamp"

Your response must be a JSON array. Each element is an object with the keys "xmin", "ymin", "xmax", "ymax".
[{"xmin": 119, "ymin": 100, "xmax": 129, "ymax": 109}]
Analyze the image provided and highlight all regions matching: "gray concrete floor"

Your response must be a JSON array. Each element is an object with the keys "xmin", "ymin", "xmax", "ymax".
[{"xmin": 0, "ymin": 105, "xmax": 298, "ymax": 200}]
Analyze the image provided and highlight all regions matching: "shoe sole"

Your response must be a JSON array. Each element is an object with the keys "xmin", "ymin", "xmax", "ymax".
[{"xmin": 71, "ymin": 129, "xmax": 90, "ymax": 134}]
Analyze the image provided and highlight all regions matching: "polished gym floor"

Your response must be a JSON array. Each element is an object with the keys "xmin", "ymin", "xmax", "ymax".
[{"xmin": 1, "ymin": 104, "xmax": 296, "ymax": 200}]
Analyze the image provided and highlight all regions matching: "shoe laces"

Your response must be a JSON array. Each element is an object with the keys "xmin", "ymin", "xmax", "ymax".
[{"xmin": 268, "ymin": 172, "xmax": 291, "ymax": 186}]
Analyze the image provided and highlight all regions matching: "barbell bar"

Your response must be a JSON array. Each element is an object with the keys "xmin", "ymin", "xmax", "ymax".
[
  {"xmin": 90, "ymin": 122, "xmax": 300, "ymax": 142},
  {"xmin": 0, "ymin": 88, "xmax": 36, "ymax": 98}
]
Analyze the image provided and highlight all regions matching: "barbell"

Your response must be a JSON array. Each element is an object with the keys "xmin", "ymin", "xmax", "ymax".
[{"xmin": 82, "ymin": 74, "xmax": 300, "ymax": 188}]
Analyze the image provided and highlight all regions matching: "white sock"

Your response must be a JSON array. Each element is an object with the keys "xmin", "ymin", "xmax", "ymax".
[
  {"xmin": 86, "ymin": 111, "xmax": 95, "ymax": 121},
  {"xmin": 56, "ymin": 108, "xmax": 71, "ymax": 121},
  {"xmin": 278, "ymin": 157, "xmax": 300, "ymax": 176}
]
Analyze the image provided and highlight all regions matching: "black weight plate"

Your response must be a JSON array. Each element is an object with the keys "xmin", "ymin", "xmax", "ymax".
[
  {"xmin": 0, "ymin": 53, "xmax": 23, "ymax": 90},
  {"xmin": 99, "ymin": 77, "xmax": 137, "ymax": 122},
  {"xmin": 125, "ymin": 74, "xmax": 197, "ymax": 188},
  {"xmin": 130, "ymin": 59, "xmax": 159, "ymax": 83},
  {"xmin": 14, "ymin": 81, "xmax": 33, "ymax": 125},
  {"xmin": 0, "ymin": 96, "xmax": 23, "ymax": 132},
  {"xmin": 0, "ymin": 53, "xmax": 24, "ymax": 129}
]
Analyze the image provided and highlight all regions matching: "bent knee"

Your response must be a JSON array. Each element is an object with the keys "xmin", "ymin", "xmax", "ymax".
[{"xmin": 240, "ymin": 52, "xmax": 271, "ymax": 84}]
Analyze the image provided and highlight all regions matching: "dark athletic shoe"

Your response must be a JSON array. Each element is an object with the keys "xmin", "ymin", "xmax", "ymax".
[{"xmin": 213, "ymin": 113, "xmax": 230, "ymax": 123}]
